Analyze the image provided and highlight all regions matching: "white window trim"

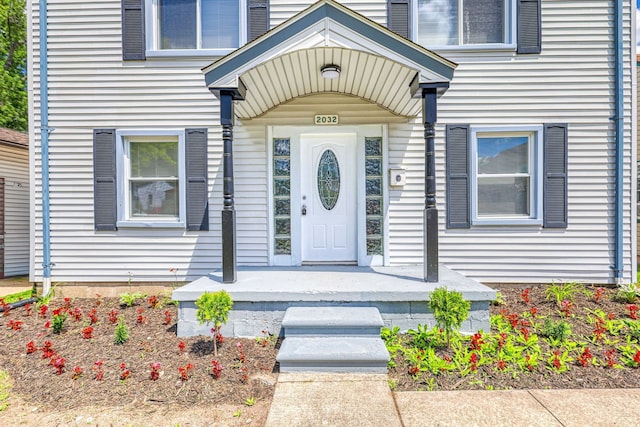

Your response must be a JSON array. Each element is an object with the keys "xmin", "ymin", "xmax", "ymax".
[
  {"xmin": 145, "ymin": 0, "xmax": 247, "ymax": 58},
  {"xmin": 115, "ymin": 129, "xmax": 186, "ymax": 228},
  {"xmin": 412, "ymin": 0, "xmax": 516, "ymax": 51},
  {"xmin": 470, "ymin": 125, "xmax": 543, "ymax": 226}
]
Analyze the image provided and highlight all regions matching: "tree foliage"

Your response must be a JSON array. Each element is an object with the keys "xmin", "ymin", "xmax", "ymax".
[{"xmin": 0, "ymin": 0, "xmax": 27, "ymax": 131}]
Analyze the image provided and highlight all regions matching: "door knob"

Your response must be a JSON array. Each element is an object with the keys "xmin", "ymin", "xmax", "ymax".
[{"xmin": 301, "ymin": 204, "xmax": 307, "ymax": 215}]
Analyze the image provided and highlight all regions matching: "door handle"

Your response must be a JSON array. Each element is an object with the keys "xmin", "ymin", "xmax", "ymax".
[{"xmin": 301, "ymin": 204, "xmax": 307, "ymax": 216}]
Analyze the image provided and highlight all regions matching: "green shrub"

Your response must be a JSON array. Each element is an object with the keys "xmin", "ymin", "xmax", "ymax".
[
  {"xmin": 428, "ymin": 287, "xmax": 470, "ymax": 345},
  {"xmin": 196, "ymin": 290, "xmax": 233, "ymax": 356},
  {"xmin": 541, "ymin": 318, "xmax": 572, "ymax": 344},
  {"xmin": 114, "ymin": 316, "xmax": 130, "ymax": 345},
  {"xmin": 545, "ymin": 281, "xmax": 583, "ymax": 306},
  {"xmin": 615, "ymin": 283, "xmax": 639, "ymax": 304},
  {"xmin": 119, "ymin": 292, "xmax": 146, "ymax": 307}
]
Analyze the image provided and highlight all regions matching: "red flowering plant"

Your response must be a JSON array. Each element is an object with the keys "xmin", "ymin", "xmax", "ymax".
[
  {"xmin": 0, "ymin": 298, "xmax": 10, "ymax": 316},
  {"xmin": 7, "ymin": 319, "xmax": 22, "ymax": 331},
  {"xmin": 82, "ymin": 326, "xmax": 93, "ymax": 339},
  {"xmin": 86, "ymin": 308, "xmax": 99, "ymax": 324},
  {"xmin": 560, "ymin": 300, "xmax": 574, "ymax": 318},
  {"xmin": 163, "ymin": 309, "xmax": 172, "ymax": 325},
  {"xmin": 93, "ymin": 360, "xmax": 105, "ymax": 381},
  {"xmin": 52, "ymin": 357, "xmax": 66, "ymax": 375},
  {"xmin": 108, "ymin": 309, "xmax": 119, "ymax": 324},
  {"xmin": 70, "ymin": 307, "xmax": 83, "ymax": 322},
  {"xmin": 120, "ymin": 363, "xmax": 131, "ymax": 380},
  {"xmin": 72, "ymin": 366, "xmax": 83, "ymax": 380},
  {"xmin": 604, "ymin": 348, "xmax": 620, "ymax": 368},
  {"xmin": 211, "ymin": 360, "xmax": 223, "ymax": 379},
  {"xmin": 178, "ymin": 363, "xmax": 194, "ymax": 381},
  {"xmin": 577, "ymin": 347, "xmax": 594, "ymax": 367},
  {"xmin": 136, "ymin": 308, "xmax": 147, "ymax": 325},
  {"xmin": 148, "ymin": 295, "xmax": 160, "ymax": 309},
  {"xmin": 149, "ymin": 362, "xmax": 161, "ymax": 381},
  {"xmin": 593, "ymin": 287, "xmax": 606, "ymax": 304},
  {"xmin": 626, "ymin": 304, "xmax": 638, "ymax": 320},
  {"xmin": 26, "ymin": 340, "xmax": 37, "ymax": 354},
  {"xmin": 39, "ymin": 304, "xmax": 48, "ymax": 318},
  {"xmin": 41, "ymin": 340, "xmax": 55, "ymax": 359}
]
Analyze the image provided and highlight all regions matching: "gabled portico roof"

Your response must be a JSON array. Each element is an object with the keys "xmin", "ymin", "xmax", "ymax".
[{"xmin": 202, "ymin": 0, "xmax": 457, "ymax": 118}]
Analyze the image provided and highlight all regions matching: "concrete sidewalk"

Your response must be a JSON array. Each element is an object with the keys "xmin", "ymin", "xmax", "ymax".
[{"xmin": 266, "ymin": 374, "xmax": 640, "ymax": 427}]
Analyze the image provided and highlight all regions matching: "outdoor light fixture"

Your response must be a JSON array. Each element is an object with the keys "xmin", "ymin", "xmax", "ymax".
[{"xmin": 320, "ymin": 64, "xmax": 341, "ymax": 79}]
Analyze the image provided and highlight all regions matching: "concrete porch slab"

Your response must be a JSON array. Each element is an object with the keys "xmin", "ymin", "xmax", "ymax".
[
  {"xmin": 172, "ymin": 265, "xmax": 496, "ymax": 338},
  {"xmin": 173, "ymin": 265, "xmax": 496, "ymax": 302}
]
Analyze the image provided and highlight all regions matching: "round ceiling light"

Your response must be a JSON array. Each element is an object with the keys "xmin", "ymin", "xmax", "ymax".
[{"xmin": 320, "ymin": 64, "xmax": 341, "ymax": 79}]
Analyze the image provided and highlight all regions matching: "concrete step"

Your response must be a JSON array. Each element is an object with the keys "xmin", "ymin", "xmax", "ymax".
[
  {"xmin": 276, "ymin": 336, "xmax": 389, "ymax": 373},
  {"xmin": 281, "ymin": 306, "xmax": 384, "ymax": 337}
]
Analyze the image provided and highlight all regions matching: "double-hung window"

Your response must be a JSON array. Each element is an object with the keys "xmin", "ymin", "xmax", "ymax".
[
  {"xmin": 116, "ymin": 130, "xmax": 186, "ymax": 227},
  {"xmin": 149, "ymin": 0, "xmax": 245, "ymax": 54},
  {"xmin": 415, "ymin": 0, "xmax": 513, "ymax": 48},
  {"xmin": 446, "ymin": 123, "xmax": 567, "ymax": 230},
  {"xmin": 470, "ymin": 126, "xmax": 543, "ymax": 225}
]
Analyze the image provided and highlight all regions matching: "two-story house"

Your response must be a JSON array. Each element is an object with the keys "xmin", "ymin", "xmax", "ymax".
[{"xmin": 28, "ymin": 0, "xmax": 636, "ymax": 299}]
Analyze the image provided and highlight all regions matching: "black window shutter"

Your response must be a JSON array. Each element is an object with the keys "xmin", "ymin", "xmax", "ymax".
[
  {"xmin": 543, "ymin": 123, "xmax": 568, "ymax": 228},
  {"xmin": 446, "ymin": 125, "xmax": 471, "ymax": 229},
  {"xmin": 93, "ymin": 129, "xmax": 118, "ymax": 231},
  {"xmin": 387, "ymin": 0, "xmax": 410, "ymax": 39},
  {"xmin": 122, "ymin": 0, "xmax": 146, "ymax": 60},
  {"xmin": 185, "ymin": 128, "xmax": 209, "ymax": 231},
  {"xmin": 517, "ymin": 0, "xmax": 541, "ymax": 54},
  {"xmin": 248, "ymin": 0, "xmax": 269, "ymax": 42}
]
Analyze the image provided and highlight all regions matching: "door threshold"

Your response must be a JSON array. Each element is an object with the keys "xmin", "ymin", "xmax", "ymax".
[{"xmin": 302, "ymin": 261, "xmax": 358, "ymax": 266}]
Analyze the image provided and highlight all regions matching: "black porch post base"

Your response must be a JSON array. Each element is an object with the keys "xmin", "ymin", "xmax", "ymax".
[
  {"xmin": 222, "ymin": 209, "xmax": 237, "ymax": 283},
  {"xmin": 424, "ymin": 208, "xmax": 439, "ymax": 282}
]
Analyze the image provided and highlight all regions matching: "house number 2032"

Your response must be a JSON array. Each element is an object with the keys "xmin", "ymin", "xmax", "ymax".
[{"xmin": 314, "ymin": 114, "xmax": 339, "ymax": 125}]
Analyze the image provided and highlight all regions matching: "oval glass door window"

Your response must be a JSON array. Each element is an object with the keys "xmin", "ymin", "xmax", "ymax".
[{"xmin": 317, "ymin": 149, "xmax": 340, "ymax": 210}]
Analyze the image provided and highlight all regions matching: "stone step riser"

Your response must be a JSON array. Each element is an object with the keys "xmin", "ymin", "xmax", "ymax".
[
  {"xmin": 277, "ymin": 362, "xmax": 388, "ymax": 374},
  {"xmin": 283, "ymin": 327, "xmax": 382, "ymax": 337}
]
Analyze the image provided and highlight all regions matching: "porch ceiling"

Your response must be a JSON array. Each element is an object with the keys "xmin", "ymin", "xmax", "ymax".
[
  {"xmin": 235, "ymin": 47, "xmax": 421, "ymax": 118},
  {"xmin": 202, "ymin": 0, "xmax": 457, "ymax": 119}
]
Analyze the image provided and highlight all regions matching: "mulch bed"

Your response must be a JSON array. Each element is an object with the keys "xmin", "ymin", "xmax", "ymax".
[
  {"xmin": 0, "ymin": 296, "xmax": 278, "ymax": 410},
  {"xmin": 2, "ymin": 284, "xmax": 640, "ymax": 412}
]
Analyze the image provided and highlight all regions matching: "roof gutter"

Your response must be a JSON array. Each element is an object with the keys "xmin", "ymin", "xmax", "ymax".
[
  {"xmin": 613, "ymin": 0, "xmax": 624, "ymax": 283},
  {"xmin": 39, "ymin": 0, "xmax": 52, "ymax": 296}
]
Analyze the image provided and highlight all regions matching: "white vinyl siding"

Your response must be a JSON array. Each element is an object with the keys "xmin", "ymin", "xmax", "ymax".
[
  {"xmin": 28, "ymin": 0, "xmax": 635, "ymax": 285},
  {"xmin": 0, "ymin": 143, "xmax": 30, "ymax": 277},
  {"xmin": 269, "ymin": 0, "xmax": 388, "ymax": 27}
]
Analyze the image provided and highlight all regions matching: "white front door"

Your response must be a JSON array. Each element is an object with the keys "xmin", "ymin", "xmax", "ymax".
[{"xmin": 300, "ymin": 133, "xmax": 357, "ymax": 262}]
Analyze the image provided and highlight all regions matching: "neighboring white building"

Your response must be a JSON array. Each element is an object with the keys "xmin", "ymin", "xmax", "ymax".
[
  {"xmin": 0, "ymin": 128, "xmax": 29, "ymax": 278},
  {"xmin": 27, "ymin": 0, "xmax": 636, "ymax": 288}
]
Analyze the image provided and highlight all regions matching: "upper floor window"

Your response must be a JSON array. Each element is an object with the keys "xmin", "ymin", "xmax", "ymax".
[
  {"xmin": 149, "ymin": 0, "xmax": 246, "ymax": 53},
  {"xmin": 415, "ymin": 0, "xmax": 512, "ymax": 48}
]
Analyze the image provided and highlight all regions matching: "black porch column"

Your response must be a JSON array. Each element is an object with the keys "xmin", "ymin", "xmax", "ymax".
[
  {"xmin": 220, "ymin": 91, "xmax": 237, "ymax": 283},
  {"xmin": 210, "ymin": 84, "xmax": 245, "ymax": 283},
  {"xmin": 422, "ymin": 87, "xmax": 438, "ymax": 282}
]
